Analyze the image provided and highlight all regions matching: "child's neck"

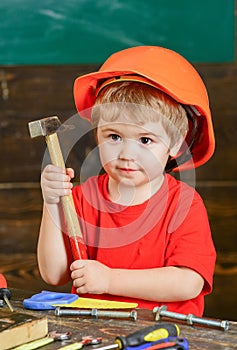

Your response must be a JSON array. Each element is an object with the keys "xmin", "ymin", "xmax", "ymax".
[{"xmin": 107, "ymin": 175, "xmax": 165, "ymax": 206}]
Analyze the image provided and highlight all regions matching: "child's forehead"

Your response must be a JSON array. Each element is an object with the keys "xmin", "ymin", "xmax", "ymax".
[
  {"xmin": 98, "ymin": 118, "xmax": 171, "ymax": 137},
  {"xmin": 94, "ymin": 101, "xmax": 163, "ymax": 118}
]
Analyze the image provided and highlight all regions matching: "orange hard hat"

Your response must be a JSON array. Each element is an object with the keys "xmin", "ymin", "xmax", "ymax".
[{"xmin": 74, "ymin": 46, "xmax": 215, "ymax": 170}]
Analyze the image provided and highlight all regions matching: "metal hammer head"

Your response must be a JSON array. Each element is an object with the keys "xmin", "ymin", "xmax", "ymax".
[{"xmin": 28, "ymin": 116, "xmax": 61, "ymax": 138}]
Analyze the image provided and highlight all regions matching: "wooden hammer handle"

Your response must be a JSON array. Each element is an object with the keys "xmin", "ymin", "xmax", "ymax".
[{"xmin": 45, "ymin": 133, "xmax": 87, "ymax": 260}]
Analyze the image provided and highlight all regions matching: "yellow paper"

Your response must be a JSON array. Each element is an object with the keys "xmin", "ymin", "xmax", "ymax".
[{"xmin": 54, "ymin": 297, "xmax": 137, "ymax": 309}]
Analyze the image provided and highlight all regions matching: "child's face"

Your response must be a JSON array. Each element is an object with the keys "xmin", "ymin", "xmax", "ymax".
[{"xmin": 97, "ymin": 115, "xmax": 174, "ymax": 189}]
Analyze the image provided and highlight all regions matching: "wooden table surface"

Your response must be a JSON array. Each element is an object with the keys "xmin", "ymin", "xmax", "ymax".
[{"xmin": 4, "ymin": 289, "xmax": 237, "ymax": 350}]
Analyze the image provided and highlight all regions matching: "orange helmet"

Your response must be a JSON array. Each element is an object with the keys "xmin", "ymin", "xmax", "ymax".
[{"xmin": 74, "ymin": 46, "xmax": 215, "ymax": 171}]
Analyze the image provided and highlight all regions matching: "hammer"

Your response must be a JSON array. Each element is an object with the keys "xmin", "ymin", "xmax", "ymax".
[{"xmin": 28, "ymin": 116, "xmax": 87, "ymax": 260}]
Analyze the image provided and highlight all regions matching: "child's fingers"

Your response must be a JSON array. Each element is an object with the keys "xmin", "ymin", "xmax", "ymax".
[
  {"xmin": 44, "ymin": 164, "xmax": 75, "ymax": 178},
  {"xmin": 45, "ymin": 184, "xmax": 72, "ymax": 196},
  {"xmin": 43, "ymin": 164, "xmax": 65, "ymax": 173},
  {"xmin": 66, "ymin": 167, "xmax": 75, "ymax": 179},
  {"xmin": 70, "ymin": 260, "xmax": 85, "ymax": 271},
  {"xmin": 43, "ymin": 172, "xmax": 72, "ymax": 185},
  {"xmin": 42, "ymin": 165, "xmax": 71, "ymax": 184},
  {"xmin": 42, "ymin": 165, "xmax": 74, "ymax": 183},
  {"xmin": 42, "ymin": 165, "xmax": 66, "ymax": 180},
  {"xmin": 70, "ymin": 263, "xmax": 87, "ymax": 293},
  {"xmin": 40, "ymin": 164, "xmax": 74, "ymax": 204}
]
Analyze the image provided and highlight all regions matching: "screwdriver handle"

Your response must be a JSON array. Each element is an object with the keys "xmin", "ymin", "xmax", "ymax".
[
  {"xmin": 0, "ymin": 273, "xmax": 8, "ymax": 288},
  {"xmin": 0, "ymin": 288, "xmax": 12, "ymax": 300},
  {"xmin": 115, "ymin": 323, "xmax": 180, "ymax": 349},
  {"xmin": 0, "ymin": 273, "xmax": 11, "ymax": 299},
  {"xmin": 0, "ymin": 273, "xmax": 14, "ymax": 312}
]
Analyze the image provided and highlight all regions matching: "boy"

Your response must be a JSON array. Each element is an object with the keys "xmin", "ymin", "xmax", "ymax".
[{"xmin": 38, "ymin": 46, "xmax": 216, "ymax": 316}]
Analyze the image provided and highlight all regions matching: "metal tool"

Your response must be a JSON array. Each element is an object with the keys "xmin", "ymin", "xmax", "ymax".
[
  {"xmin": 124, "ymin": 337, "xmax": 188, "ymax": 350},
  {"xmin": 13, "ymin": 331, "xmax": 72, "ymax": 350},
  {"xmin": 153, "ymin": 305, "xmax": 229, "ymax": 331},
  {"xmin": 55, "ymin": 307, "xmax": 137, "ymax": 321},
  {"xmin": 0, "ymin": 273, "xmax": 14, "ymax": 312},
  {"xmin": 28, "ymin": 116, "xmax": 87, "ymax": 260},
  {"xmin": 23, "ymin": 290, "xmax": 78, "ymax": 310},
  {"xmin": 59, "ymin": 335, "xmax": 102, "ymax": 350},
  {"xmin": 135, "ymin": 337, "xmax": 189, "ymax": 350},
  {"xmin": 90, "ymin": 323, "xmax": 180, "ymax": 350}
]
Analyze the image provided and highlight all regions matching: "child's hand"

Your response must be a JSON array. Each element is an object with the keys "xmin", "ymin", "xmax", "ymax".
[
  {"xmin": 41, "ymin": 164, "xmax": 74, "ymax": 204},
  {"xmin": 70, "ymin": 260, "xmax": 111, "ymax": 295}
]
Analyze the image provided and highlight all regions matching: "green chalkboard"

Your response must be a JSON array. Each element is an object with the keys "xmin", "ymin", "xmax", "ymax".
[{"xmin": 0, "ymin": 0, "xmax": 235, "ymax": 65}]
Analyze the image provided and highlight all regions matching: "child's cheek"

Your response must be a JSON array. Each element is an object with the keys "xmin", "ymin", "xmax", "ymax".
[
  {"xmin": 140, "ymin": 150, "xmax": 167, "ymax": 178},
  {"xmin": 99, "ymin": 143, "xmax": 119, "ymax": 166}
]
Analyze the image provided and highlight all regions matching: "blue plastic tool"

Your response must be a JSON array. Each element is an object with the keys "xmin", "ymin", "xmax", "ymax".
[
  {"xmin": 125, "ymin": 337, "xmax": 188, "ymax": 350},
  {"xmin": 23, "ymin": 290, "xmax": 78, "ymax": 310}
]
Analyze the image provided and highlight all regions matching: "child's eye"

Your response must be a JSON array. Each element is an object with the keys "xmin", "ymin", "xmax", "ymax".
[
  {"xmin": 110, "ymin": 134, "xmax": 121, "ymax": 142},
  {"xmin": 139, "ymin": 137, "xmax": 152, "ymax": 145}
]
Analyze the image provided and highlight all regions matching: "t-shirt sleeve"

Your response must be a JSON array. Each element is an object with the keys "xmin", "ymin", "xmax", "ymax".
[{"xmin": 164, "ymin": 191, "xmax": 216, "ymax": 295}]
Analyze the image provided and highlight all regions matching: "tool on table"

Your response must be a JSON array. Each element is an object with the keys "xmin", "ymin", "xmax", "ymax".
[
  {"xmin": 13, "ymin": 331, "xmax": 72, "ymax": 350},
  {"xmin": 54, "ymin": 295, "xmax": 138, "ymax": 309},
  {"xmin": 58, "ymin": 335, "xmax": 102, "ymax": 350},
  {"xmin": 135, "ymin": 337, "xmax": 189, "ymax": 350},
  {"xmin": 55, "ymin": 307, "xmax": 137, "ymax": 321},
  {"xmin": 28, "ymin": 116, "xmax": 87, "ymax": 260},
  {"xmin": 23, "ymin": 291, "xmax": 138, "ymax": 311},
  {"xmin": 0, "ymin": 273, "xmax": 14, "ymax": 312},
  {"xmin": 93, "ymin": 323, "xmax": 180, "ymax": 350},
  {"xmin": 153, "ymin": 305, "xmax": 229, "ymax": 331},
  {"xmin": 23, "ymin": 290, "xmax": 78, "ymax": 310}
]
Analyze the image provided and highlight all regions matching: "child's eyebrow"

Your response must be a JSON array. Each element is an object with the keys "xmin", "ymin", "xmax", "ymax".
[
  {"xmin": 100, "ymin": 126, "xmax": 120, "ymax": 133},
  {"xmin": 139, "ymin": 131, "xmax": 159, "ymax": 137},
  {"xmin": 138, "ymin": 130, "xmax": 167, "ymax": 140},
  {"xmin": 99, "ymin": 126, "xmax": 165, "ymax": 139}
]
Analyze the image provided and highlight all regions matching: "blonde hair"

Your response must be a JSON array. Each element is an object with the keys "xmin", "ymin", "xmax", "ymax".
[{"xmin": 92, "ymin": 81, "xmax": 188, "ymax": 147}]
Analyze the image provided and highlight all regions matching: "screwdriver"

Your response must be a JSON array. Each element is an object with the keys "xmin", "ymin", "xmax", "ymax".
[
  {"xmin": 95, "ymin": 323, "xmax": 180, "ymax": 350},
  {"xmin": 0, "ymin": 273, "xmax": 14, "ymax": 312},
  {"xmin": 135, "ymin": 337, "xmax": 189, "ymax": 350}
]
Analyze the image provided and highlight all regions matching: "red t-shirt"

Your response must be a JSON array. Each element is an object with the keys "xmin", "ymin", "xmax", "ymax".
[{"xmin": 71, "ymin": 173, "xmax": 216, "ymax": 316}]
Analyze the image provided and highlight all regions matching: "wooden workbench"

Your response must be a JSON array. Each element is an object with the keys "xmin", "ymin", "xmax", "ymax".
[{"xmin": 1, "ymin": 289, "xmax": 236, "ymax": 350}]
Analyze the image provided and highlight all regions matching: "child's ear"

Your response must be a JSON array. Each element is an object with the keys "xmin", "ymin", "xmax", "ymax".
[{"xmin": 169, "ymin": 137, "xmax": 185, "ymax": 157}]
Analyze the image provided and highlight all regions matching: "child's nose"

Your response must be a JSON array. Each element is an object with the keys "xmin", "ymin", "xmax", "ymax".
[{"xmin": 119, "ymin": 140, "xmax": 138, "ymax": 161}]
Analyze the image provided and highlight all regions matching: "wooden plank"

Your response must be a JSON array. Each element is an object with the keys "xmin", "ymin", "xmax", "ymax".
[
  {"xmin": 205, "ymin": 252, "xmax": 237, "ymax": 319},
  {"xmin": 1, "ymin": 184, "xmax": 236, "ymax": 252},
  {"xmin": 0, "ymin": 187, "xmax": 41, "ymax": 253},
  {"xmin": 0, "ymin": 65, "xmax": 98, "ymax": 111},
  {"xmin": 0, "ymin": 63, "xmax": 237, "ymax": 182},
  {"xmin": 0, "ymin": 253, "xmax": 71, "ymax": 293},
  {"xmin": 197, "ymin": 184, "xmax": 237, "ymax": 251},
  {"xmin": 194, "ymin": 63, "xmax": 237, "ymax": 181},
  {"xmin": 0, "ymin": 308, "xmax": 48, "ymax": 350}
]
